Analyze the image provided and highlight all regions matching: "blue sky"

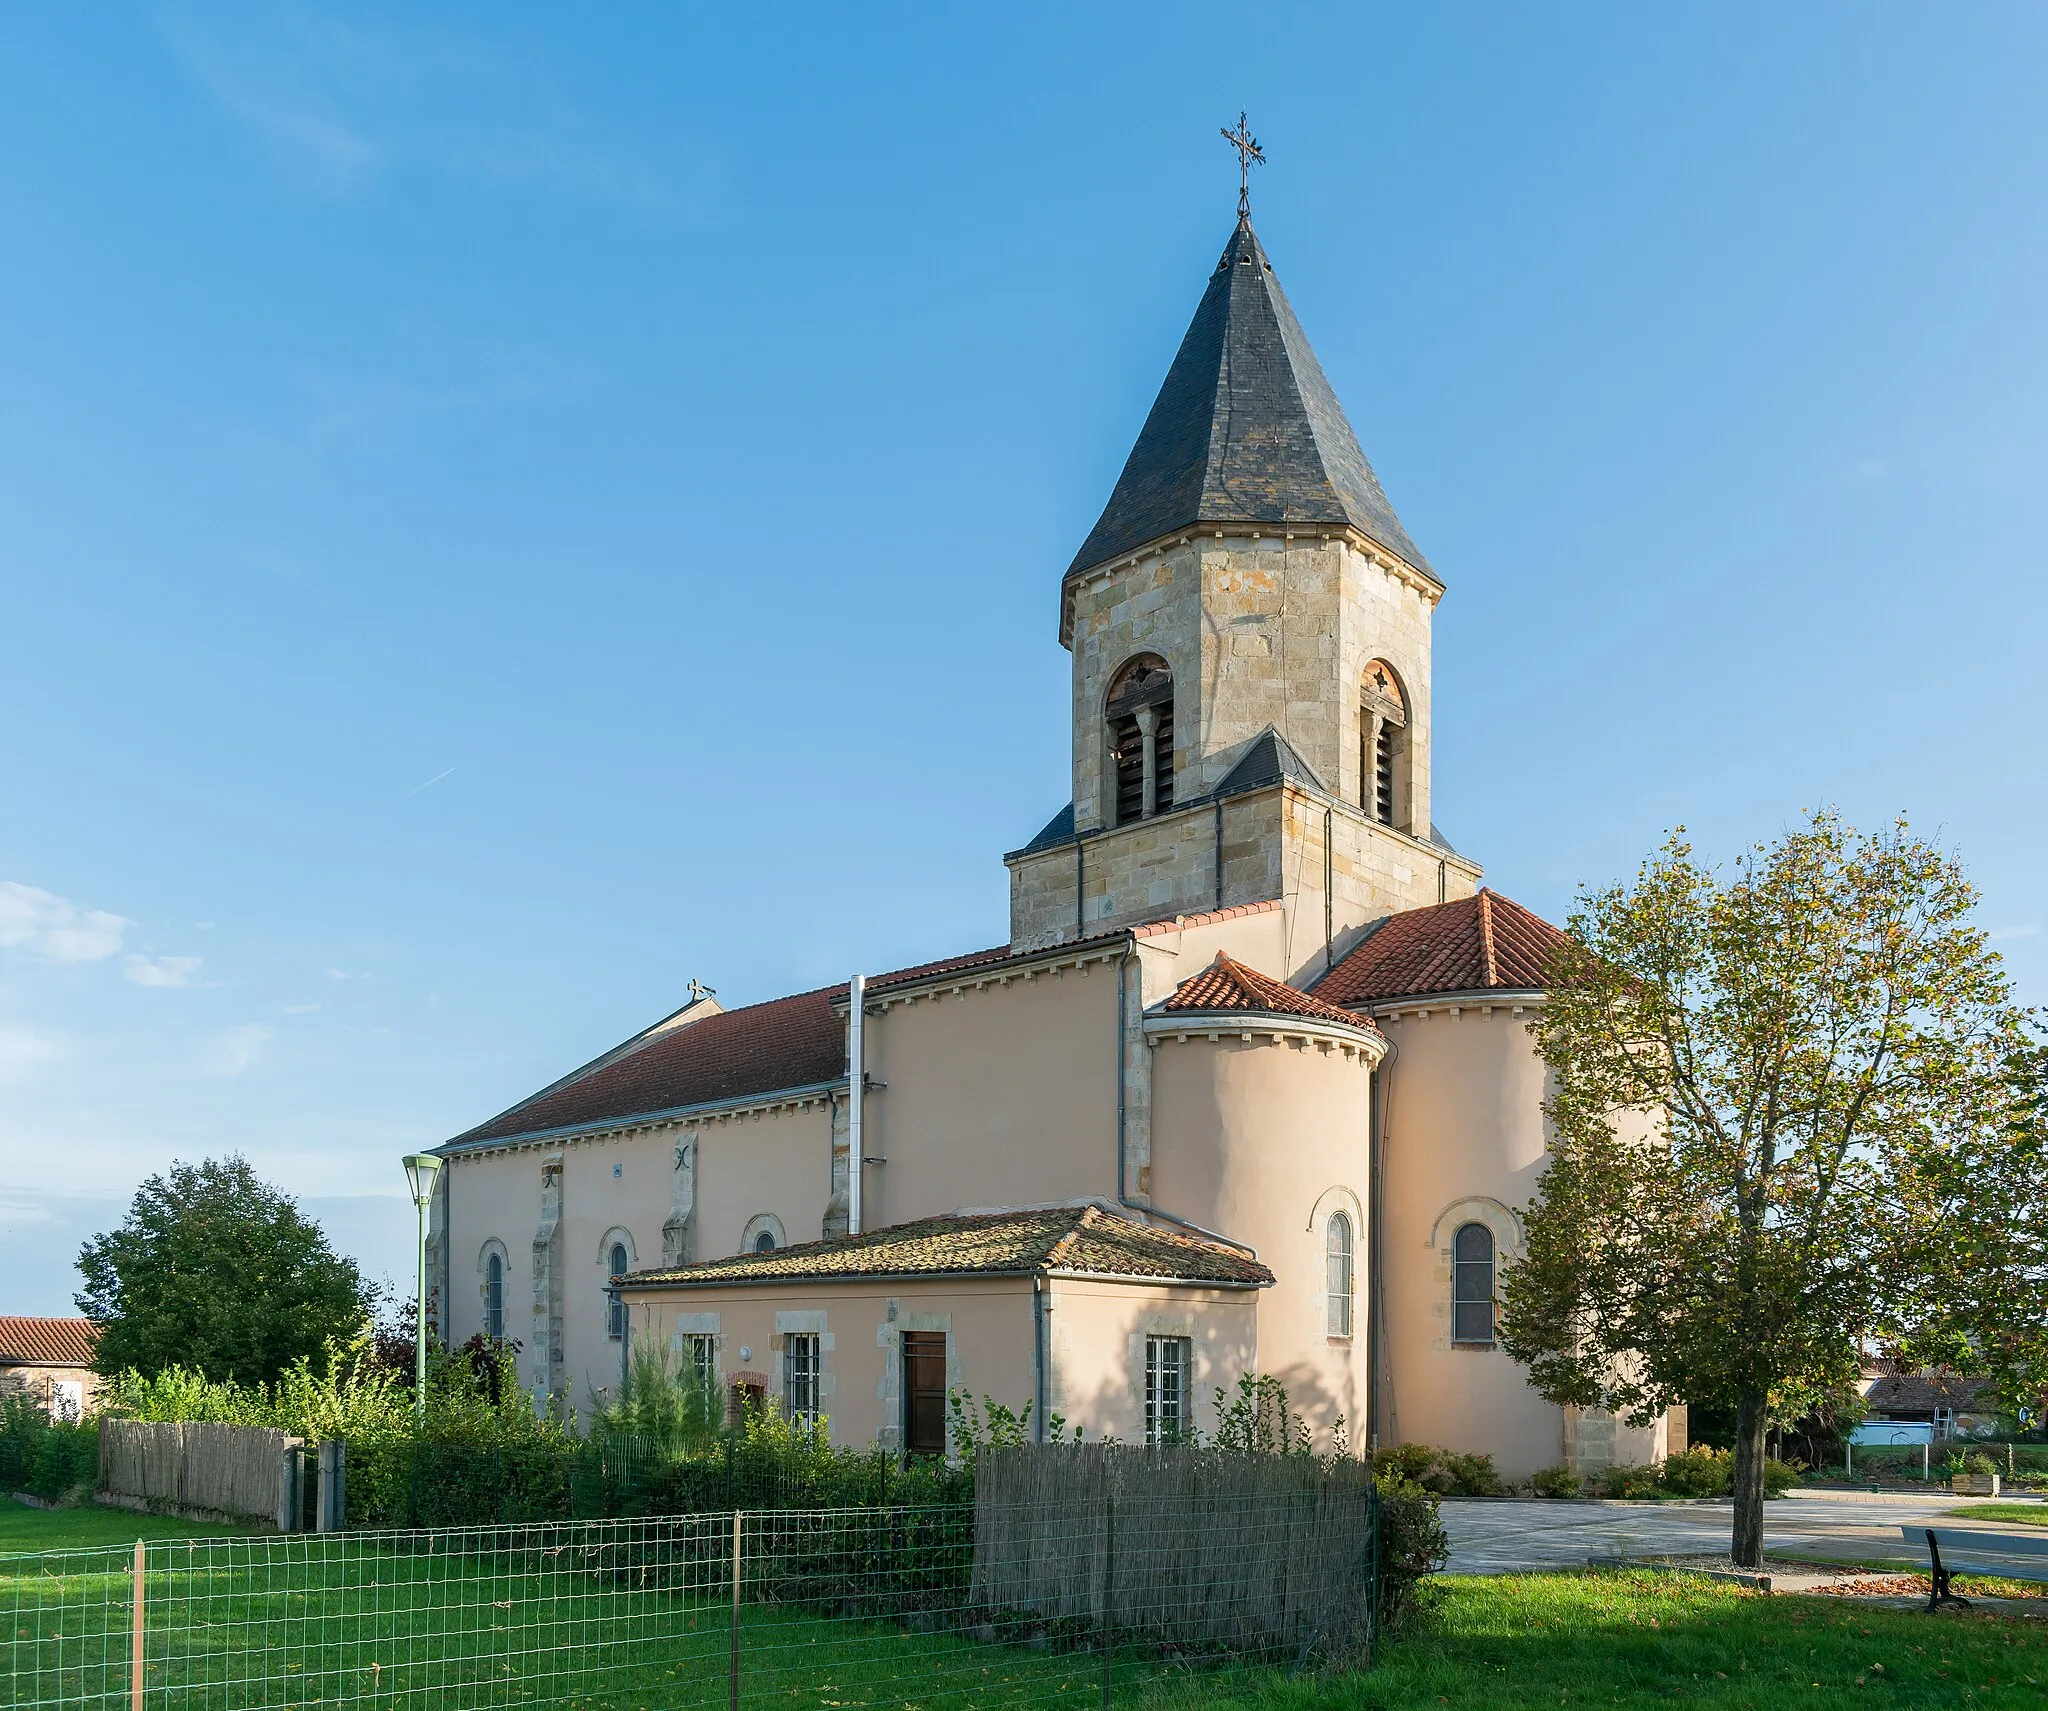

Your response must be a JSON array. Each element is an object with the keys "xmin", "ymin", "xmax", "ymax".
[{"xmin": 3, "ymin": 4, "xmax": 2044, "ymax": 1314}]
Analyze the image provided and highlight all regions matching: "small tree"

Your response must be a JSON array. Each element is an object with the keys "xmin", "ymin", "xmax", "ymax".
[
  {"xmin": 78, "ymin": 1156, "xmax": 375, "ymax": 1387},
  {"xmin": 1500, "ymin": 812, "xmax": 2040, "ymax": 1567}
]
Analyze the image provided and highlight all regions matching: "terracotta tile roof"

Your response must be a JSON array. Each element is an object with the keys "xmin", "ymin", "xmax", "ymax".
[
  {"xmin": 1314, "ymin": 890, "xmax": 1571, "ymax": 1008},
  {"xmin": 1158, "ymin": 952, "xmax": 1378, "ymax": 1032},
  {"xmin": 1864, "ymin": 1374, "xmax": 1996, "ymax": 1418},
  {"xmin": 1129, "ymin": 901, "xmax": 1282, "ymax": 939},
  {"xmin": 0, "ymin": 1316, "xmax": 97, "ymax": 1367},
  {"xmin": 621, "ymin": 1204, "xmax": 1273, "ymax": 1290},
  {"xmin": 450, "ymin": 902, "xmax": 1302, "ymax": 1150}
]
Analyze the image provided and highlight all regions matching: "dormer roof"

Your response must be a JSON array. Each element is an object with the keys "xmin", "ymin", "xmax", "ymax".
[{"xmin": 1065, "ymin": 216, "xmax": 1432, "ymax": 583}]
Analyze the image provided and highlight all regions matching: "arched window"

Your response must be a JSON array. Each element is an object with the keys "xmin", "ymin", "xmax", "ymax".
[
  {"xmin": 1359, "ymin": 660, "xmax": 1407, "ymax": 829},
  {"xmin": 1451, "ymin": 1222, "xmax": 1496, "ymax": 1346},
  {"xmin": 1325, "ymin": 1212, "xmax": 1355, "ymax": 1337},
  {"xmin": 1106, "ymin": 655, "xmax": 1174, "ymax": 825},
  {"xmin": 606, "ymin": 1241, "xmax": 630, "ymax": 1341},
  {"xmin": 484, "ymin": 1251, "xmax": 504, "ymax": 1341},
  {"xmin": 753, "ymin": 1231, "xmax": 778, "ymax": 1253}
]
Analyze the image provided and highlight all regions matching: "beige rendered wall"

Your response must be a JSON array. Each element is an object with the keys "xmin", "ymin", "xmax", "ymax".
[
  {"xmin": 1046, "ymin": 1280, "xmax": 1262, "ymax": 1443},
  {"xmin": 1377, "ymin": 1005, "xmax": 1578, "ymax": 1479},
  {"xmin": 628, "ymin": 1276, "xmax": 1033, "ymax": 1450},
  {"xmin": 1147, "ymin": 1031, "xmax": 1376, "ymax": 1448},
  {"xmin": 444, "ymin": 1094, "xmax": 840, "ymax": 1411},
  {"xmin": 858, "ymin": 967, "xmax": 1118, "ymax": 1229},
  {"xmin": 0, "ymin": 1363, "xmax": 100, "ymax": 1416}
]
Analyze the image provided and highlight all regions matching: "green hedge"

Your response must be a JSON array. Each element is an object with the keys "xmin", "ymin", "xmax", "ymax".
[{"xmin": 0, "ymin": 1396, "xmax": 100, "ymax": 1503}]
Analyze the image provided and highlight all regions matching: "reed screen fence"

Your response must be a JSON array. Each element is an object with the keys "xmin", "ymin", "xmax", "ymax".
[{"xmin": 1, "ymin": 1489, "xmax": 1379, "ymax": 1710}]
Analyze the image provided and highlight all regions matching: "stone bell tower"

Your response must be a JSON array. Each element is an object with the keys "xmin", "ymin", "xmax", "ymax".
[{"xmin": 1005, "ymin": 214, "xmax": 1480, "ymax": 976}]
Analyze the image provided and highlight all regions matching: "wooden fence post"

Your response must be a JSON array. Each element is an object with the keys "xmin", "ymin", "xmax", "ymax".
[{"xmin": 130, "ymin": 1538, "xmax": 145, "ymax": 1711}]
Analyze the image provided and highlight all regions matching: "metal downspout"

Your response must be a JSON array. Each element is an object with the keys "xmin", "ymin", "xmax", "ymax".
[
  {"xmin": 1368, "ymin": 1032, "xmax": 1398, "ymax": 1451},
  {"xmin": 1032, "ymin": 1274, "xmax": 1048, "ymax": 1442},
  {"xmin": 848, "ymin": 975, "xmax": 866, "ymax": 1236}
]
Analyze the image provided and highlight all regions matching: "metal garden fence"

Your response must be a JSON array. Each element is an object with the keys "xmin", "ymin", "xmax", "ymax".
[{"xmin": 1, "ymin": 1489, "xmax": 1380, "ymax": 1709}]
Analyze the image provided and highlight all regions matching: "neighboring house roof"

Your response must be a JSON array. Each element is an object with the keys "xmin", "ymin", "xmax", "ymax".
[
  {"xmin": 0, "ymin": 1317, "xmax": 97, "ymax": 1368},
  {"xmin": 1065, "ymin": 217, "xmax": 1431, "ymax": 582},
  {"xmin": 1159, "ymin": 952, "xmax": 1379, "ymax": 1033},
  {"xmin": 620, "ymin": 1204, "xmax": 1273, "ymax": 1290},
  {"xmin": 1315, "ymin": 889, "xmax": 1571, "ymax": 1008},
  {"xmin": 1864, "ymin": 1374, "xmax": 1996, "ymax": 1417}
]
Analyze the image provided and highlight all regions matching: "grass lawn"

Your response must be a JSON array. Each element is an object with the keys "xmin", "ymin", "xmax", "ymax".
[
  {"xmin": 1945, "ymin": 1504, "xmax": 2048, "ymax": 1528},
  {"xmin": 1166, "ymin": 1570, "xmax": 2047, "ymax": 1711},
  {"xmin": 0, "ymin": 1499, "xmax": 257, "ymax": 1554}
]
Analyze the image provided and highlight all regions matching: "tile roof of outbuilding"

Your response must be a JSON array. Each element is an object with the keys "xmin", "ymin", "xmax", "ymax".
[
  {"xmin": 1314, "ymin": 890, "xmax": 1572, "ymax": 1008},
  {"xmin": 1159, "ymin": 952, "xmax": 1379, "ymax": 1033},
  {"xmin": 0, "ymin": 1316, "xmax": 97, "ymax": 1367},
  {"xmin": 1863, "ymin": 1374, "xmax": 1995, "ymax": 1417},
  {"xmin": 619, "ymin": 1204, "xmax": 1272, "ymax": 1290},
  {"xmin": 1066, "ymin": 216, "xmax": 1431, "ymax": 582}
]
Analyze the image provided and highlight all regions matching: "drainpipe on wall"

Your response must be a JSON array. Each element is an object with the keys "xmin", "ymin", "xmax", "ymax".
[
  {"xmin": 1367, "ymin": 1031, "xmax": 1398, "ymax": 1452},
  {"xmin": 1032, "ymin": 1274, "xmax": 1049, "ymax": 1443},
  {"xmin": 848, "ymin": 974, "xmax": 866, "ymax": 1236}
]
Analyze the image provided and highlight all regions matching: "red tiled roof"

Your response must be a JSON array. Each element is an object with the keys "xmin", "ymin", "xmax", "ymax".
[
  {"xmin": 1314, "ymin": 890, "xmax": 1571, "ymax": 1008},
  {"xmin": 0, "ymin": 1316, "xmax": 97, "ymax": 1367},
  {"xmin": 1159, "ymin": 952, "xmax": 1377, "ymax": 1030},
  {"xmin": 451, "ymin": 905, "xmax": 1303, "ymax": 1150},
  {"xmin": 623, "ymin": 1204, "xmax": 1273, "ymax": 1289}
]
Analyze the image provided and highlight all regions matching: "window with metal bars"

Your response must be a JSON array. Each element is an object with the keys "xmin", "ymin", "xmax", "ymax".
[
  {"xmin": 1106, "ymin": 656, "xmax": 1174, "ymax": 825},
  {"xmin": 783, "ymin": 1332, "xmax": 823, "ymax": 1425},
  {"xmin": 681, "ymin": 1333, "xmax": 718, "ymax": 1394},
  {"xmin": 1326, "ymin": 1212, "xmax": 1355, "ymax": 1337},
  {"xmin": 1144, "ymin": 1334, "xmax": 1192, "ymax": 1444},
  {"xmin": 1451, "ymin": 1221, "xmax": 1496, "ymax": 1346}
]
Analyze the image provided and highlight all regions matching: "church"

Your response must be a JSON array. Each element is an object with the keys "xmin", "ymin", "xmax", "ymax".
[{"xmin": 426, "ymin": 202, "xmax": 1680, "ymax": 1481}]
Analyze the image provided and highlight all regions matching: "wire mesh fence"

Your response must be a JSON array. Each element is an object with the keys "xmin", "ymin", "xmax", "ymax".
[{"xmin": 2, "ymin": 1487, "xmax": 1379, "ymax": 1709}]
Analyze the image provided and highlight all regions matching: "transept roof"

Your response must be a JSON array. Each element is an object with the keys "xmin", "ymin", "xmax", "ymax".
[
  {"xmin": 1314, "ymin": 889, "xmax": 1571, "ymax": 1008},
  {"xmin": 1065, "ymin": 216, "xmax": 1431, "ymax": 582},
  {"xmin": 1158, "ymin": 951, "xmax": 1378, "ymax": 1033}
]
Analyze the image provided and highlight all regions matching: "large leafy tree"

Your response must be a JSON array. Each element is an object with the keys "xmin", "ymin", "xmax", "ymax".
[
  {"xmin": 1499, "ymin": 812, "xmax": 2041, "ymax": 1568},
  {"xmin": 78, "ymin": 1156, "xmax": 376, "ymax": 1386}
]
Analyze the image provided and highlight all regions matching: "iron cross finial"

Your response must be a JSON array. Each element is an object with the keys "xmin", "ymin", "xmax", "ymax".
[{"xmin": 1221, "ymin": 112, "xmax": 1264, "ymax": 219}]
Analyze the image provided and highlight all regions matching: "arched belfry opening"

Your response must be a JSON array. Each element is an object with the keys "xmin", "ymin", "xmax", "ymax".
[
  {"xmin": 1106, "ymin": 655, "xmax": 1175, "ymax": 825},
  {"xmin": 1360, "ymin": 660, "xmax": 1408, "ymax": 830}
]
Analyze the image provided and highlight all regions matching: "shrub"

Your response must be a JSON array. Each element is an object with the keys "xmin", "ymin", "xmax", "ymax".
[
  {"xmin": 1529, "ymin": 1464, "xmax": 1581, "ymax": 1498},
  {"xmin": 1371, "ymin": 1442, "xmax": 1508, "ymax": 1496},
  {"xmin": 1374, "ymin": 1474, "xmax": 1448, "ymax": 1633},
  {"xmin": 1597, "ymin": 1462, "xmax": 1663, "ymax": 1499},
  {"xmin": 1961, "ymin": 1450, "xmax": 1999, "ymax": 1478},
  {"xmin": 1762, "ymin": 1457, "xmax": 1803, "ymax": 1497},
  {"xmin": 1657, "ymin": 1446, "xmax": 1733, "ymax": 1497},
  {"xmin": 0, "ymin": 1394, "xmax": 100, "ymax": 1503}
]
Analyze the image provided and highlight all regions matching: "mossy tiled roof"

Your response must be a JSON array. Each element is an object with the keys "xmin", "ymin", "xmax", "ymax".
[{"xmin": 619, "ymin": 1205, "xmax": 1272, "ymax": 1290}]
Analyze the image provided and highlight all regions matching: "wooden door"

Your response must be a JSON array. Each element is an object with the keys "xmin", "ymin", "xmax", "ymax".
[{"xmin": 901, "ymin": 1332, "xmax": 947, "ymax": 1456}]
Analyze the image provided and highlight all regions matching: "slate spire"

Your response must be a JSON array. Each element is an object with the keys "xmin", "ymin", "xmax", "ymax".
[{"xmin": 1067, "ymin": 216, "xmax": 1432, "ymax": 582}]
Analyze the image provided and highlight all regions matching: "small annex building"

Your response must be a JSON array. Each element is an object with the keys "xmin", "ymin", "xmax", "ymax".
[
  {"xmin": 428, "ymin": 207, "xmax": 1682, "ymax": 1480},
  {"xmin": 0, "ymin": 1317, "xmax": 99, "ymax": 1420}
]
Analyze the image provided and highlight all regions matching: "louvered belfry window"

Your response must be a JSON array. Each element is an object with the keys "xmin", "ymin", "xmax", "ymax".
[
  {"xmin": 1106, "ymin": 655, "xmax": 1174, "ymax": 825},
  {"xmin": 1359, "ymin": 661, "xmax": 1407, "ymax": 829}
]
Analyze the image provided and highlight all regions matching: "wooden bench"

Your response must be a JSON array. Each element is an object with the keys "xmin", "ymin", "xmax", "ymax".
[{"xmin": 1901, "ymin": 1526, "xmax": 2048, "ymax": 1611}]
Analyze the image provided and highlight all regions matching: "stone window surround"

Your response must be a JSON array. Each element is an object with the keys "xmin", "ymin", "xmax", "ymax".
[
  {"xmin": 873, "ymin": 1303, "xmax": 960, "ymax": 1454},
  {"xmin": 1427, "ymin": 1196, "xmax": 1521, "ymax": 1355},
  {"xmin": 598, "ymin": 1226, "xmax": 636, "ymax": 1341},
  {"xmin": 741, "ymin": 1212, "xmax": 787, "ymax": 1255},
  {"xmin": 476, "ymin": 1238, "xmax": 510, "ymax": 1342}
]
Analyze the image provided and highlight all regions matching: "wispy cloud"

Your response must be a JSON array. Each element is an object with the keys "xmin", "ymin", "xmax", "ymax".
[
  {"xmin": 198, "ymin": 1024, "xmax": 275, "ymax": 1079},
  {"xmin": 159, "ymin": 7, "xmax": 687, "ymax": 215},
  {"xmin": 0, "ymin": 1024, "xmax": 71, "ymax": 1082},
  {"xmin": 1990, "ymin": 922, "xmax": 2041, "ymax": 942},
  {"xmin": 281, "ymin": 1001, "xmax": 322, "ymax": 1016},
  {"xmin": 125, "ymin": 954, "xmax": 204, "ymax": 989},
  {"xmin": 0, "ymin": 881, "xmax": 131, "ymax": 963},
  {"xmin": 406, "ymin": 765, "xmax": 457, "ymax": 798}
]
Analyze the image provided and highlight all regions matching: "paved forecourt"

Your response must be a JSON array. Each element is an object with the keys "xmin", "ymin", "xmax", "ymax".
[{"xmin": 1440, "ymin": 1490, "xmax": 2048, "ymax": 1575}]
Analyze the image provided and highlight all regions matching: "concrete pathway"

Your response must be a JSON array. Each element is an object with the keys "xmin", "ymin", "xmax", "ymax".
[{"xmin": 1439, "ymin": 1490, "xmax": 2047, "ymax": 1575}]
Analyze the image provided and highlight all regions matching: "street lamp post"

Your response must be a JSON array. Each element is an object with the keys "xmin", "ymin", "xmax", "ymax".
[{"xmin": 401, "ymin": 1154, "xmax": 443, "ymax": 1425}]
